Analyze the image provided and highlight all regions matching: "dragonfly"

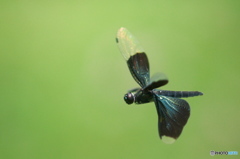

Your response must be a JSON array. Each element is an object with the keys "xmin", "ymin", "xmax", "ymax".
[{"xmin": 116, "ymin": 27, "xmax": 203, "ymax": 144}]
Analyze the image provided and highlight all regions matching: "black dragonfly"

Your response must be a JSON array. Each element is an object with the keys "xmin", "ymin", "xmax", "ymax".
[{"xmin": 116, "ymin": 27, "xmax": 203, "ymax": 144}]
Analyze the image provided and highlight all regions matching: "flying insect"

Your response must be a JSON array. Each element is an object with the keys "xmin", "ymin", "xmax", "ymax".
[{"xmin": 116, "ymin": 27, "xmax": 203, "ymax": 144}]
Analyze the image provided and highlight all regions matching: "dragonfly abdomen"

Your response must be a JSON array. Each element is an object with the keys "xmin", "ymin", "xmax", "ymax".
[{"xmin": 154, "ymin": 90, "xmax": 203, "ymax": 98}]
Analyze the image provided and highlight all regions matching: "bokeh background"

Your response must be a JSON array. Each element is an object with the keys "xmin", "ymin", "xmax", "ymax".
[{"xmin": 0, "ymin": 1, "xmax": 239, "ymax": 159}]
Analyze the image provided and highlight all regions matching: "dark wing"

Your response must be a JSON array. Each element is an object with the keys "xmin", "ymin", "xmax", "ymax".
[
  {"xmin": 153, "ymin": 94, "xmax": 190, "ymax": 144},
  {"xmin": 143, "ymin": 72, "xmax": 168, "ymax": 91},
  {"xmin": 116, "ymin": 27, "xmax": 150, "ymax": 88}
]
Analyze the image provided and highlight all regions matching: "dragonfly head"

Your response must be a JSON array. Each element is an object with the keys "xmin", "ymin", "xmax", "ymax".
[{"xmin": 124, "ymin": 92, "xmax": 135, "ymax": 104}]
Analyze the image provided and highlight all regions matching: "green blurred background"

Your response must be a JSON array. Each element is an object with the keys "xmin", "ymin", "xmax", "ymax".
[{"xmin": 0, "ymin": 1, "xmax": 239, "ymax": 159}]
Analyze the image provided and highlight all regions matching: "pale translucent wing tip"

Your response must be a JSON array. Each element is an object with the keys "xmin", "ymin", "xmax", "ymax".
[
  {"xmin": 162, "ymin": 136, "xmax": 176, "ymax": 144},
  {"xmin": 116, "ymin": 27, "xmax": 145, "ymax": 60},
  {"xmin": 151, "ymin": 72, "xmax": 168, "ymax": 82},
  {"xmin": 117, "ymin": 27, "xmax": 127, "ymax": 37}
]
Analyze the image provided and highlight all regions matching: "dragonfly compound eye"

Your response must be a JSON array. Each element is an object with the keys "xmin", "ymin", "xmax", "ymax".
[{"xmin": 124, "ymin": 93, "xmax": 134, "ymax": 104}]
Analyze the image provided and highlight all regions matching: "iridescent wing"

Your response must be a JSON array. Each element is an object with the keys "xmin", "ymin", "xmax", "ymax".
[
  {"xmin": 153, "ymin": 94, "xmax": 190, "ymax": 144},
  {"xmin": 116, "ymin": 27, "xmax": 150, "ymax": 88},
  {"xmin": 143, "ymin": 72, "xmax": 168, "ymax": 91}
]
